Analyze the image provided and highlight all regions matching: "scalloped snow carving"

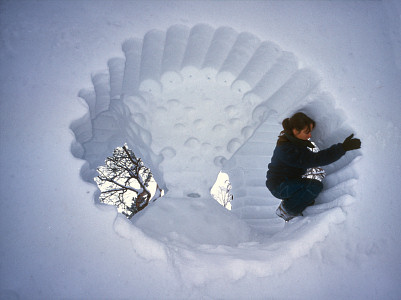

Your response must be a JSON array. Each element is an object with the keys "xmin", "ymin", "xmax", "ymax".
[{"xmin": 70, "ymin": 24, "xmax": 361, "ymax": 283}]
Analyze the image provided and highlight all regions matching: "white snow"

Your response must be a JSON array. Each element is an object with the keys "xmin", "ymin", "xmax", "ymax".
[{"xmin": 1, "ymin": 1, "xmax": 401, "ymax": 299}]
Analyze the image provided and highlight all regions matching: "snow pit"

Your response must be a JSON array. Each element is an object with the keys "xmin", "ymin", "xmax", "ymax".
[{"xmin": 70, "ymin": 24, "xmax": 361, "ymax": 284}]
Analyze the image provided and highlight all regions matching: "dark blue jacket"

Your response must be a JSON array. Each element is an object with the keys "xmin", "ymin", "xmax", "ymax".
[{"xmin": 266, "ymin": 137, "xmax": 346, "ymax": 190}]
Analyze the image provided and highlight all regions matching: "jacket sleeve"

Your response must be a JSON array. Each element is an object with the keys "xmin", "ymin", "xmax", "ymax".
[{"xmin": 280, "ymin": 143, "xmax": 346, "ymax": 169}]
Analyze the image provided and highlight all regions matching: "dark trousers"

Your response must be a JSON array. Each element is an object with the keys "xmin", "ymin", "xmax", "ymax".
[{"xmin": 269, "ymin": 178, "xmax": 323, "ymax": 215}]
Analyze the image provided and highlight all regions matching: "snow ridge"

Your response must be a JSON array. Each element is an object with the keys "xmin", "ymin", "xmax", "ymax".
[{"xmin": 70, "ymin": 24, "xmax": 361, "ymax": 284}]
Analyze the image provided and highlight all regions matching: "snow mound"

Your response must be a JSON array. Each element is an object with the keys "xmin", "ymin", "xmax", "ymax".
[{"xmin": 70, "ymin": 24, "xmax": 361, "ymax": 283}]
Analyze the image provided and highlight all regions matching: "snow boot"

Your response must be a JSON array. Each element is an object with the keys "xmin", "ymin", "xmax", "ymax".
[{"xmin": 276, "ymin": 201, "xmax": 298, "ymax": 222}]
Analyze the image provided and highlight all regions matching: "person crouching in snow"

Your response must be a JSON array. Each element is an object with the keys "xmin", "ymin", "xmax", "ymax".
[{"xmin": 266, "ymin": 112, "xmax": 361, "ymax": 221}]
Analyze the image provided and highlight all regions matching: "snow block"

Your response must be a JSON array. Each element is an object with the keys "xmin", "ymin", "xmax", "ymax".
[
  {"xmin": 269, "ymin": 68, "xmax": 321, "ymax": 116},
  {"xmin": 181, "ymin": 24, "xmax": 214, "ymax": 77},
  {"xmin": 139, "ymin": 30, "xmax": 165, "ymax": 94},
  {"xmin": 78, "ymin": 88, "xmax": 96, "ymax": 120},
  {"xmin": 252, "ymin": 68, "xmax": 321, "ymax": 122},
  {"xmin": 107, "ymin": 57, "xmax": 125, "ymax": 100},
  {"xmin": 202, "ymin": 26, "xmax": 238, "ymax": 79},
  {"xmin": 324, "ymin": 165, "xmax": 359, "ymax": 189},
  {"xmin": 217, "ymin": 32, "xmax": 261, "ymax": 86},
  {"xmin": 162, "ymin": 25, "xmax": 189, "ymax": 74},
  {"xmin": 122, "ymin": 38, "xmax": 142, "ymax": 96},
  {"xmin": 232, "ymin": 41, "xmax": 282, "ymax": 94},
  {"xmin": 92, "ymin": 72, "xmax": 111, "ymax": 116},
  {"xmin": 244, "ymin": 51, "xmax": 298, "ymax": 107},
  {"xmin": 161, "ymin": 25, "xmax": 189, "ymax": 88},
  {"xmin": 70, "ymin": 112, "xmax": 93, "ymax": 145}
]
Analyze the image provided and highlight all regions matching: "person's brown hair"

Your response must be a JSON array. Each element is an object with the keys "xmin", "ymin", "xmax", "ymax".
[
  {"xmin": 282, "ymin": 112, "xmax": 315, "ymax": 134},
  {"xmin": 277, "ymin": 112, "xmax": 315, "ymax": 145}
]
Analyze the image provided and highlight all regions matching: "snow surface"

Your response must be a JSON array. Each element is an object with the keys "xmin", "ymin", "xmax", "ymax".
[{"xmin": 1, "ymin": 1, "xmax": 401, "ymax": 299}]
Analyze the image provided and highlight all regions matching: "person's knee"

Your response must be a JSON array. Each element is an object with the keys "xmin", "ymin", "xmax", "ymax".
[{"xmin": 310, "ymin": 179, "xmax": 323, "ymax": 194}]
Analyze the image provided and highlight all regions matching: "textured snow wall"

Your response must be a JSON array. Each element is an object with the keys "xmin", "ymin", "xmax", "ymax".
[
  {"xmin": 70, "ymin": 24, "xmax": 361, "ymax": 281},
  {"xmin": 71, "ymin": 24, "xmax": 325, "ymax": 197}
]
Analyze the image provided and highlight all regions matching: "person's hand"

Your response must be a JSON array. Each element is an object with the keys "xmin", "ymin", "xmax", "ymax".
[{"xmin": 342, "ymin": 134, "xmax": 361, "ymax": 151}]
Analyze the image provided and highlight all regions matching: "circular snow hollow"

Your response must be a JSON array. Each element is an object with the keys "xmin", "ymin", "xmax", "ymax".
[{"xmin": 70, "ymin": 24, "xmax": 361, "ymax": 285}]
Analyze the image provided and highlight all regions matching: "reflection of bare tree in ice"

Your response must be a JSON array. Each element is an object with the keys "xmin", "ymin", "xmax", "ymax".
[{"xmin": 70, "ymin": 24, "xmax": 361, "ymax": 269}]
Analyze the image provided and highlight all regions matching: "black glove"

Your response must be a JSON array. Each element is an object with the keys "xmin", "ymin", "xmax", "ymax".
[{"xmin": 342, "ymin": 134, "xmax": 361, "ymax": 151}]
